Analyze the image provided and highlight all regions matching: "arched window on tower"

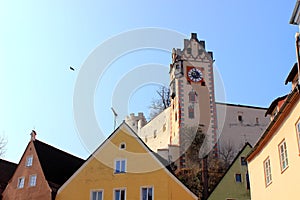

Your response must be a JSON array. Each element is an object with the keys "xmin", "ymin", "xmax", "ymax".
[
  {"xmin": 188, "ymin": 106, "xmax": 195, "ymax": 119},
  {"xmin": 189, "ymin": 91, "xmax": 196, "ymax": 103}
]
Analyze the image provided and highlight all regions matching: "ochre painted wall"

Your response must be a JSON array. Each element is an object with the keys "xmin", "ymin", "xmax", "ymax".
[
  {"xmin": 56, "ymin": 126, "xmax": 197, "ymax": 200},
  {"xmin": 248, "ymin": 98, "xmax": 300, "ymax": 200}
]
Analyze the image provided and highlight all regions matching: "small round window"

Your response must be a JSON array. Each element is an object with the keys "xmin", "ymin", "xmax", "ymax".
[{"xmin": 120, "ymin": 143, "xmax": 126, "ymax": 150}]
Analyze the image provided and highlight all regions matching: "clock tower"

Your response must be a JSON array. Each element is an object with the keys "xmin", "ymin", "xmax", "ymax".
[{"xmin": 169, "ymin": 33, "xmax": 218, "ymax": 167}]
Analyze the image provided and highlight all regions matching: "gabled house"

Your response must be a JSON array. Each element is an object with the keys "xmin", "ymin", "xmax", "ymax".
[
  {"xmin": 207, "ymin": 143, "xmax": 252, "ymax": 200},
  {"xmin": 0, "ymin": 159, "xmax": 17, "ymax": 199},
  {"xmin": 246, "ymin": 63, "xmax": 300, "ymax": 199},
  {"xmin": 56, "ymin": 122, "xmax": 198, "ymax": 200},
  {"xmin": 2, "ymin": 131, "xmax": 84, "ymax": 200}
]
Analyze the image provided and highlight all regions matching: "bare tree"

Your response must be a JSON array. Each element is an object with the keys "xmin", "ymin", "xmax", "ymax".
[
  {"xmin": 0, "ymin": 136, "xmax": 7, "ymax": 158},
  {"xmin": 219, "ymin": 140, "xmax": 236, "ymax": 168},
  {"xmin": 148, "ymin": 86, "xmax": 171, "ymax": 119}
]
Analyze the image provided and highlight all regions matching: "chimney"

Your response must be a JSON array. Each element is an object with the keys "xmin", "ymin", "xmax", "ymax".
[{"xmin": 30, "ymin": 130, "xmax": 36, "ymax": 141}]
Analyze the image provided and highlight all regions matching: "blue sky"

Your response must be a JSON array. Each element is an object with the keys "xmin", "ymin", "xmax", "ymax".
[{"xmin": 0, "ymin": 0, "xmax": 298, "ymax": 163}]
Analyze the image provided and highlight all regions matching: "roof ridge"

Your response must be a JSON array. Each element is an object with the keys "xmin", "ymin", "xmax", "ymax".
[
  {"xmin": 34, "ymin": 139, "xmax": 84, "ymax": 161},
  {"xmin": 215, "ymin": 102, "xmax": 268, "ymax": 110}
]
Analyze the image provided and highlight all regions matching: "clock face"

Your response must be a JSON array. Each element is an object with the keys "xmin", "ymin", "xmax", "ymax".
[{"xmin": 188, "ymin": 68, "xmax": 203, "ymax": 82}]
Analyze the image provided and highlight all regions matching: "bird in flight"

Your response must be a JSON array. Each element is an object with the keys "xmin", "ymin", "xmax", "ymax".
[{"xmin": 70, "ymin": 66, "xmax": 75, "ymax": 71}]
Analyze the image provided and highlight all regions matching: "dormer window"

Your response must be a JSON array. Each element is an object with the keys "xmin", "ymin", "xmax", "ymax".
[{"xmin": 26, "ymin": 155, "xmax": 33, "ymax": 167}]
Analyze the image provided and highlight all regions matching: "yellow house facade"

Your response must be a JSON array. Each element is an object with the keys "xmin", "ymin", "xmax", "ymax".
[
  {"xmin": 247, "ymin": 64, "xmax": 300, "ymax": 199},
  {"xmin": 56, "ymin": 122, "xmax": 198, "ymax": 200}
]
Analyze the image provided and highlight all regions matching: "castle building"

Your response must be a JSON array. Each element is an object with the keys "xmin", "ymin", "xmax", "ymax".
[{"xmin": 126, "ymin": 33, "xmax": 269, "ymax": 169}]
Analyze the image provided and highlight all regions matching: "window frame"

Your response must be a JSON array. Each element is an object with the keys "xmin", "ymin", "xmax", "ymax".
[
  {"xmin": 114, "ymin": 159, "xmax": 126, "ymax": 174},
  {"xmin": 114, "ymin": 188, "xmax": 126, "ymax": 200},
  {"xmin": 235, "ymin": 173, "xmax": 242, "ymax": 183},
  {"xmin": 240, "ymin": 157, "xmax": 247, "ymax": 166},
  {"xmin": 90, "ymin": 189, "xmax": 104, "ymax": 200},
  {"xmin": 29, "ymin": 174, "xmax": 37, "ymax": 187},
  {"xmin": 26, "ymin": 155, "xmax": 33, "ymax": 167},
  {"xmin": 119, "ymin": 143, "xmax": 126, "ymax": 150},
  {"xmin": 17, "ymin": 177, "xmax": 25, "ymax": 189},
  {"xmin": 263, "ymin": 157, "xmax": 272, "ymax": 187},
  {"xmin": 141, "ymin": 186, "xmax": 154, "ymax": 200},
  {"xmin": 278, "ymin": 139, "xmax": 289, "ymax": 172}
]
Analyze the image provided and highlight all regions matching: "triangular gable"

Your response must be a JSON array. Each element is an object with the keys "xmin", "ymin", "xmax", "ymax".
[
  {"xmin": 2, "ymin": 139, "xmax": 53, "ymax": 200},
  {"xmin": 208, "ymin": 143, "xmax": 252, "ymax": 199},
  {"xmin": 58, "ymin": 122, "xmax": 197, "ymax": 199}
]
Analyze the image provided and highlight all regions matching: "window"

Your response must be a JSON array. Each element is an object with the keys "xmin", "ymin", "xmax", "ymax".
[
  {"xmin": 114, "ymin": 189, "xmax": 126, "ymax": 200},
  {"xmin": 91, "ymin": 190, "xmax": 103, "ymax": 200},
  {"xmin": 120, "ymin": 143, "xmax": 126, "ymax": 150},
  {"xmin": 26, "ymin": 155, "xmax": 33, "ymax": 167},
  {"xmin": 17, "ymin": 177, "xmax": 25, "ymax": 189},
  {"xmin": 238, "ymin": 115, "xmax": 243, "ymax": 122},
  {"xmin": 115, "ymin": 159, "xmax": 126, "ymax": 173},
  {"xmin": 29, "ymin": 175, "xmax": 37, "ymax": 187},
  {"xmin": 279, "ymin": 140, "xmax": 288, "ymax": 171},
  {"xmin": 296, "ymin": 118, "xmax": 300, "ymax": 152},
  {"xmin": 263, "ymin": 157, "xmax": 272, "ymax": 186},
  {"xmin": 189, "ymin": 91, "xmax": 196, "ymax": 102},
  {"xmin": 188, "ymin": 106, "xmax": 194, "ymax": 119},
  {"xmin": 141, "ymin": 186, "xmax": 153, "ymax": 200},
  {"xmin": 240, "ymin": 157, "xmax": 247, "ymax": 166},
  {"xmin": 235, "ymin": 173, "xmax": 242, "ymax": 182},
  {"xmin": 153, "ymin": 130, "xmax": 157, "ymax": 139}
]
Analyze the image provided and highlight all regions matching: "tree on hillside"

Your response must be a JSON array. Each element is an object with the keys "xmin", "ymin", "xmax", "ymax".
[{"xmin": 148, "ymin": 86, "xmax": 171, "ymax": 119}]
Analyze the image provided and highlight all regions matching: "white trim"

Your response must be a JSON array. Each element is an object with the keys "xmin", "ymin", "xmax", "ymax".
[
  {"xmin": 17, "ymin": 176, "xmax": 25, "ymax": 189},
  {"xmin": 234, "ymin": 173, "xmax": 242, "ymax": 183},
  {"xmin": 29, "ymin": 174, "xmax": 37, "ymax": 187},
  {"xmin": 113, "ymin": 187, "xmax": 126, "ymax": 200},
  {"xmin": 25, "ymin": 155, "xmax": 33, "ymax": 167},
  {"xmin": 90, "ymin": 189, "xmax": 104, "ymax": 200},
  {"xmin": 58, "ymin": 123, "xmax": 198, "ymax": 199},
  {"xmin": 114, "ymin": 158, "xmax": 127, "ymax": 174},
  {"xmin": 125, "ymin": 124, "xmax": 198, "ymax": 199},
  {"xmin": 119, "ymin": 142, "xmax": 126, "ymax": 150},
  {"xmin": 140, "ymin": 185, "xmax": 154, "ymax": 200}
]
